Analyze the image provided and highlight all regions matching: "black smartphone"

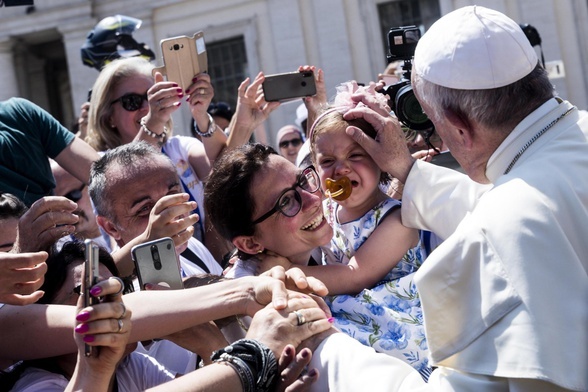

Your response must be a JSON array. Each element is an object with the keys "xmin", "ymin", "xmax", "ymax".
[
  {"xmin": 83, "ymin": 239, "xmax": 100, "ymax": 357},
  {"xmin": 131, "ymin": 237, "xmax": 184, "ymax": 290},
  {"xmin": 429, "ymin": 151, "xmax": 464, "ymax": 173},
  {"xmin": 262, "ymin": 71, "xmax": 317, "ymax": 102}
]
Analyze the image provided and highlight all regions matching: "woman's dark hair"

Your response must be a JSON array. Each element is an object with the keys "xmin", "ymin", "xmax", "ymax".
[
  {"xmin": 0, "ymin": 241, "xmax": 120, "ymax": 391},
  {"xmin": 204, "ymin": 143, "xmax": 277, "ymax": 245},
  {"xmin": 0, "ymin": 192, "xmax": 28, "ymax": 220},
  {"xmin": 39, "ymin": 241, "xmax": 120, "ymax": 304}
]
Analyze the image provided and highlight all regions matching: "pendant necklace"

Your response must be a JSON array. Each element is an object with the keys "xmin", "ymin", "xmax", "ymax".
[{"xmin": 504, "ymin": 106, "xmax": 576, "ymax": 174}]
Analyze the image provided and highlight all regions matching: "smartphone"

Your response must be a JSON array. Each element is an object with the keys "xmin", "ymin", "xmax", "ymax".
[
  {"xmin": 83, "ymin": 239, "xmax": 100, "ymax": 357},
  {"xmin": 429, "ymin": 151, "xmax": 464, "ymax": 173},
  {"xmin": 152, "ymin": 32, "xmax": 208, "ymax": 91},
  {"xmin": 131, "ymin": 237, "xmax": 184, "ymax": 290},
  {"xmin": 262, "ymin": 71, "xmax": 317, "ymax": 102}
]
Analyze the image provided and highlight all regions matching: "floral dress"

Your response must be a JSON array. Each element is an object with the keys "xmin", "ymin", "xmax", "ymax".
[{"xmin": 322, "ymin": 198, "xmax": 432, "ymax": 380}]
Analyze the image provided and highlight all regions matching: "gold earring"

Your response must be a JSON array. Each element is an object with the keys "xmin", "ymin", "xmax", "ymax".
[{"xmin": 257, "ymin": 249, "xmax": 264, "ymax": 254}]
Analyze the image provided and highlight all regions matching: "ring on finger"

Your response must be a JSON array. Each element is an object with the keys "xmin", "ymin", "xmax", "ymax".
[
  {"xmin": 293, "ymin": 310, "xmax": 306, "ymax": 326},
  {"xmin": 117, "ymin": 318, "xmax": 124, "ymax": 333},
  {"xmin": 119, "ymin": 302, "xmax": 126, "ymax": 319},
  {"xmin": 111, "ymin": 277, "xmax": 125, "ymax": 296},
  {"xmin": 199, "ymin": 88, "xmax": 206, "ymax": 95}
]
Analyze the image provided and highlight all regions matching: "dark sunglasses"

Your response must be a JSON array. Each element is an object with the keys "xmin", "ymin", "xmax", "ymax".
[
  {"xmin": 279, "ymin": 138, "xmax": 303, "ymax": 149},
  {"xmin": 111, "ymin": 92, "xmax": 148, "ymax": 111},
  {"xmin": 64, "ymin": 184, "xmax": 86, "ymax": 203},
  {"xmin": 251, "ymin": 166, "xmax": 320, "ymax": 225}
]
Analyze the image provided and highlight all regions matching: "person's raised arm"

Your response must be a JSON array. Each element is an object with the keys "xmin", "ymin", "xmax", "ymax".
[
  {"xmin": 226, "ymin": 72, "xmax": 280, "ymax": 148},
  {"xmin": 54, "ymin": 137, "xmax": 100, "ymax": 185},
  {"xmin": 299, "ymin": 66, "xmax": 327, "ymax": 132}
]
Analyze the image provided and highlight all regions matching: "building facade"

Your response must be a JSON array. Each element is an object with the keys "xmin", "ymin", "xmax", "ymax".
[{"xmin": 1, "ymin": 0, "xmax": 587, "ymax": 145}]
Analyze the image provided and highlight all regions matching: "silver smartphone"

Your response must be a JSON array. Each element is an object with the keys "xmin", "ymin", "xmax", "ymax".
[
  {"xmin": 262, "ymin": 70, "xmax": 317, "ymax": 102},
  {"xmin": 131, "ymin": 237, "xmax": 184, "ymax": 290},
  {"xmin": 83, "ymin": 239, "xmax": 100, "ymax": 357}
]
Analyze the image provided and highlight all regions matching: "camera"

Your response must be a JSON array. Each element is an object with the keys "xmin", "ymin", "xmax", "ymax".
[
  {"xmin": 151, "ymin": 244, "xmax": 162, "ymax": 270},
  {"xmin": 382, "ymin": 26, "xmax": 434, "ymax": 132}
]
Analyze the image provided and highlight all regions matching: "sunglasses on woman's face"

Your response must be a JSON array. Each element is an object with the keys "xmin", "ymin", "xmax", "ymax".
[
  {"xmin": 279, "ymin": 138, "xmax": 303, "ymax": 149},
  {"xmin": 63, "ymin": 184, "xmax": 86, "ymax": 203},
  {"xmin": 111, "ymin": 93, "xmax": 148, "ymax": 111}
]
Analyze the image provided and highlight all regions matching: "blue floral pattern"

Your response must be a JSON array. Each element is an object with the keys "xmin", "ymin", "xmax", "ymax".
[{"xmin": 322, "ymin": 198, "xmax": 432, "ymax": 380}]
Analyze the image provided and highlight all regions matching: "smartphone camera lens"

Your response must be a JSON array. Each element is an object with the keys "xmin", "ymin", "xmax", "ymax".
[
  {"xmin": 301, "ymin": 81, "xmax": 307, "ymax": 87},
  {"xmin": 173, "ymin": 44, "xmax": 180, "ymax": 51},
  {"xmin": 151, "ymin": 245, "xmax": 162, "ymax": 270}
]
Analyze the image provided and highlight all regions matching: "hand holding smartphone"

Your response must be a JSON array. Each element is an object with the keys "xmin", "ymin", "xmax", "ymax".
[
  {"xmin": 152, "ymin": 32, "xmax": 208, "ymax": 91},
  {"xmin": 83, "ymin": 239, "xmax": 100, "ymax": 357},
  {"xmin": 262, "ymin": 70, "xmax": 317, "ymax": 102},
  {"xmin": 131, "ymin": 237, "xmax": 184, "ymax": 290}
]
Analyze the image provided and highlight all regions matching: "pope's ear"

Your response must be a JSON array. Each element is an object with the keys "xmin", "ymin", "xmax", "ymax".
[
  {"xmin": 232, "ymin": 236, "xmax": 263, "ymax": 256},
  {"xmin": 444, "ymin": 108, "xmax": 475, "ymax": 147}
]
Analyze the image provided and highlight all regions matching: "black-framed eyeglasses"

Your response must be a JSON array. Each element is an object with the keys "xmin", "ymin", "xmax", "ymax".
[
  {"xmin": 251, "ymin": 166, "xmax": 320, "ymax": 225},
  {"xmin": 64, "ymin": 184, "xmax": 86, "ymax": 203},
  {"xmin": 279, "ymin": 138, "xmax": 303, "ymax": 149},
  {"xmin": 111, "ymin": 92, "xmax": 148, "ymax": 111}
]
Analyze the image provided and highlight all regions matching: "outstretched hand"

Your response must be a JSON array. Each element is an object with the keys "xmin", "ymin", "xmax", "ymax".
[
  {"xmin": 13, "ymin": 196, "xmax": 78, "ymax": 253},
  {"xmin": 0, "ymin": 251, "xmax": 47, "ymax": 305}
]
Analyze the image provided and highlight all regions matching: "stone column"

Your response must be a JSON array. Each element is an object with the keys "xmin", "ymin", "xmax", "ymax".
[{"xmin": 0, "ymin": 38, "xmax": 19, "ymax": 100}]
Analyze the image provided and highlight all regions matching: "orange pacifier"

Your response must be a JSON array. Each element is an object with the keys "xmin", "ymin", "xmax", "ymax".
[{"xmin": 325, "ymin": 176, "xmax": 352, "ymax": 201}]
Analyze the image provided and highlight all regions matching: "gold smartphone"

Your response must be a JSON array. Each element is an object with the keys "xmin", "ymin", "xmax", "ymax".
[{"xmin": 152, "ymin": 32, "xmax": 208, "ymax": 91}]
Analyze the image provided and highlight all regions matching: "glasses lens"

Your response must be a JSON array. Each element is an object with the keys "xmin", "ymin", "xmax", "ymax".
[
  {"xmin": 278, "ymin": 190, "xmax": 302, "ymax": 217},
  {"xmin": 300, "ymin": 167, "xmax": 319, "ymax": 193},
  {"xmin": 121, "ymin": 93, "xmax": 146, "ymax": 111},
  {"xmin": 403, "ymin": 127, "xmax": 418, "ymax": 142},
  {"xmin": 64, "ymin": 186, "xmax": 84, "ymax": 203},
  {"xmin": 279, "ymin": 139, "xmax": 303, "ymax": 149}
]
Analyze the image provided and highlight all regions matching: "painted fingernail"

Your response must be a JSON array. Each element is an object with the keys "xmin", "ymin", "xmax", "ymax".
[
  {"xmin": 172, "ymin": 83, "xmax": 179, "ymax": 87},
  {"xmin": 301, "ymin": 349, "xmax": 309, "ymax": 359},
  {"xmin": 308, "ymin": 368, "xmax": 317, "ymax": 377},
  {"xmin": 75, "ymin": 323, "xmax": 89, "ymax": 333},
  {"xmin": 178, "ymin": 93, "xmax": 184, "ymax": 98},
  {"xmin": 327, "ymin": 317, "xmax": 335, "ymax": 323},
  {"xmin": 175, "ymin": 102, "xmax": 181, "ymax": 107},
  {"xmin": 76, "ymin": 312, "xmax": 90, "ymax": 322},
  {"xmin": 284, "ymin": 346, "xmax": 293, "ymax": 357},
  {"xmin": 176, "ymin": 88, "xmax": 183, "ymax": 93},
  {"xmin": 83, "ymin": 335, "xmax": 95, "ymax": 342},
  {"xmin": 192, "ymin": 77, "xmax": 198, "ymax": 82},
  {"xmin": 90, "ymin": 286, "xmax": 102, "ymax": 296}
]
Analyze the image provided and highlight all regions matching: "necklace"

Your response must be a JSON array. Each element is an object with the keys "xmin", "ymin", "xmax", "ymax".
[{"xmin": 503, "ymin": 106, "xmax": 576, "ymax": 174}]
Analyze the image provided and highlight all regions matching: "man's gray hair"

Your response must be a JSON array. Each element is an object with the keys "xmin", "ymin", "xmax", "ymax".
[
  {"xmin": 413, "ymin": 63, "xmax": 555, "ymax": 134},
  {"xmin": 88, "ymin": 141, "xmax": 173, "ymax": 220}
]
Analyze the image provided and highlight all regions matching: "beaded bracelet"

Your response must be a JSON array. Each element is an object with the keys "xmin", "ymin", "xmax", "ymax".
[
  {"xmin": 193, "ymin": 113, "xmax": 216, "ymax": 138},
  {"xmin": 140, "ymin": 118, "xmax": 168, "ymax": 141},
  {"xmin": 211, "ymin": 339, "xmax": 278, "ymax": 392}
]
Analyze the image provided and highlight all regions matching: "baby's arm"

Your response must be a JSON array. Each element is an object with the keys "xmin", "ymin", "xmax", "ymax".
[{"xmin": 304, "ymin": 209, "xmax": 418, "ymax": 295}]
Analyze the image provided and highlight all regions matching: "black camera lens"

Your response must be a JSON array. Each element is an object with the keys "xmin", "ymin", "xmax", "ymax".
[
  {"xmin": 395, "ymin": 85, "xmax": 432, "ymax": 131},
  {"xmin": 173, "ymin": 44, "xmax": 180, "ymax": 50}
]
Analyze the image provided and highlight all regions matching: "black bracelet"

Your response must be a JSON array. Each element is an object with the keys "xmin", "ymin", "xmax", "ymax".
[
  {"xmin": 211, "ymin": 339, "xmax": 278, "ymax": 392},
  {"xmin": 193, "ymin": 113, "xmax": 216, "ymax": 138}
]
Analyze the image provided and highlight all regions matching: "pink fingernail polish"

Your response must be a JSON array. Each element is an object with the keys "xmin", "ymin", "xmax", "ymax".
[
  {"xmin": 172, "ymin": 83, "xmax": 179, "ymax": 87},
  {"xmin": 301, "ymin": 349, "xmax": 309, "ymax": 359},
  {"xmin": 83, "ymin": 335, "xmax": 95, "ymax": 343},
  {"xmin": 176, "ymin": 88, "xmax": 183, "ymax": 93},
  {"xmin": 327, "ymin": 317, "xmax": 335, "ymax": 323},
  {"xmin": 192, "ymin": 77, "xmax": 197, "ymax": 82},
  {"xmin": 75, "ymin": 324, "xmax": 89, "ymax": 333},
  {"xmin": 76, "ymin": 312, "xmax": 90, "ymax": 322},
  {"xmin": 308, "ymin": 368, "xmax": 317, "ymax": 377},
  {"xmin": 90, "ymin": 286, "xmax": 101, "ymax": 296}
]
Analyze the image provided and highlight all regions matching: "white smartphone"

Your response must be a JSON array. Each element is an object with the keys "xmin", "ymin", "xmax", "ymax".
[
  {"xmin": 131, "ymin": 237, "xmax": 184, "ymax": 290},
  {"xmin": 83, "ymin": 239, "xmax": 100, "ymax": 356},
  {"xmin": 152, "ymin": 32, "xmax": 208, "ymax": 91}
]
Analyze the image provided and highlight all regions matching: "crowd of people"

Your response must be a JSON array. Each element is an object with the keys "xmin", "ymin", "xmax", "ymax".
[{"xmin": 0, "ymin": 5, "xmax": 586, "ymax": 392}]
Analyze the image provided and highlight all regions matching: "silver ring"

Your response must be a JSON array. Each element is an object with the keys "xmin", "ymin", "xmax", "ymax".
[
  {"xmin": 293, "ymin": 310, "xmax": 306, "ymax": 326},
  {"xmin": 199, "ymin": 88, "xmax": 205, "ymax": 95},
  {"xmin": 111, "ymin": 277, "xmax": 125, "ymax": 296},
  {"xmin": 117, "ymin": 318, "xmax": 124, "ymax": 333},
  {"xmin": 119, "ymin": 302, "xmax": 126, "ymax": 319}
]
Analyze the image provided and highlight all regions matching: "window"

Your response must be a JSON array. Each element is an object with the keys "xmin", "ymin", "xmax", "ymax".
[{"xmin": 206, "ymin": 36, "xmax": 247, "ymax": 111}]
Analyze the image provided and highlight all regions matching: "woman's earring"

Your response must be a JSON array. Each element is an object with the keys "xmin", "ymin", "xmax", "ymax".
[{"xmin": 257, "ymin": 248, "xmax": 264, "ymax": 254}]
